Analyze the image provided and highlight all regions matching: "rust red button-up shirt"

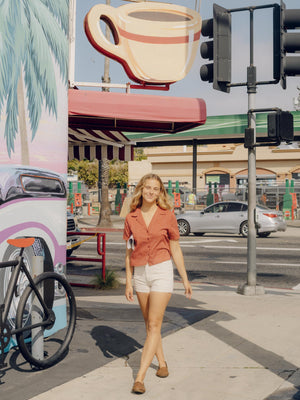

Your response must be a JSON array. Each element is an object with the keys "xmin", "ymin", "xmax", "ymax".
[{"xmin": 123, "ymin": 207, "xmax": 180, "ymax": 267}]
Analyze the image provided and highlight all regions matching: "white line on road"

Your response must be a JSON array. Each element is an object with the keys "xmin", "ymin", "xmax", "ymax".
[
  {"xmin": 70, "ymin": 256, "xmax": 300, "ymax": 269},
  {"xmin": 179, "ymin": 239, "xmax": 238, "ymax": 244},
  {"xmin": 85, "ymin": 239, "xmax": 239, "ymax": 246},
  {"xmin": 78, "ymin": 242, "xmax": 300, "ymax": 251},
  {"xmin": 198, "ymin": 245, "xmax": 300, "ymax": 251},
  {"xmin": 215, "ymin": 261, "xmax": 300, "ymax": 267}
]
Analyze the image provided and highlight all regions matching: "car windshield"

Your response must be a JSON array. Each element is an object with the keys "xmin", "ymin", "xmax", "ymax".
[{"xmin": 21, "ymin": 175, "xmax": 65, "ymax": 194}]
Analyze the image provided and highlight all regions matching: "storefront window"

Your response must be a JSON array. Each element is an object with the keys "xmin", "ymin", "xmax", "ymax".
[{"xmin": 205, "ymin": 174, "xmax": 229, "ymax": 185}]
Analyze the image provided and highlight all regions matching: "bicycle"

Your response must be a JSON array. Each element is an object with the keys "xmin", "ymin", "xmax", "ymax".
[{"xmin": 0, "ymin": 237, "xmax": 76, "ymax": 370}]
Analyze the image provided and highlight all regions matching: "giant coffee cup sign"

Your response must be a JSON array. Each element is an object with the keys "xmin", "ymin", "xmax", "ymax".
[{"xmin": 84, "ymin": 2, "xmax": 202, "ymax": 85}]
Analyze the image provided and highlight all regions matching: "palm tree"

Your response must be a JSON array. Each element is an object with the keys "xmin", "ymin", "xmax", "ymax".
[
  {"xmin": 0, "ymin": 0, "xmax": 68, "ymax": 164},
  {"xmin": 97, "ymin": 158, "xmax": 112, "ymax": 227},
  {"xmin": 97, "ymin": 7, "xmax": 112, "ymax": 227}
]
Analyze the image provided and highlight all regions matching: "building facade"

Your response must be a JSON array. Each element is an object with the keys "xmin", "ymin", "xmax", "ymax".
[{"xmin": 129, "ymin": 143, "xmax": 300, "ymax": 188}]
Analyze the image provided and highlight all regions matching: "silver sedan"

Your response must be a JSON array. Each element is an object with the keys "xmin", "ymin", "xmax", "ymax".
[{"xmin": 176, "ymin": 201, "xmax": 287, "ymax": 237}]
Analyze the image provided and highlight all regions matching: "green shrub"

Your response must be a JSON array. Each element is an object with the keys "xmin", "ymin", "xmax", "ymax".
[{"xmin": 91, "ymin": 269, "xmax": 119, "ymax": 289}]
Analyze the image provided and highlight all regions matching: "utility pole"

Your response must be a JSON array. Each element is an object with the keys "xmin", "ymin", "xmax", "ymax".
[
  {"xmin": 102, "ymin": 0, "xmax": 111, "ymax": 92},
  {"xmin": 192, "ymin": 139, "xmax": 197, "ymax": 195},
  {"xmin": 68, "ymin": 0, "xmax": 76, "ymax": 87}
]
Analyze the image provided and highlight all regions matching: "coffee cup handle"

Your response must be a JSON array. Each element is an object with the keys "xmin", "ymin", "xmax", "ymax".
[{"xmin": 84, "ymin": 4, "xmax": 126, "ymax": 63}]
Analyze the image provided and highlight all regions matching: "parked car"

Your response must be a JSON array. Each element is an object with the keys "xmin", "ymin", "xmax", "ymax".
[
  {"xmin": 176, "ymin": 201, "xmax": 287, "ymax": 237},
  {"xmin": 67, "ymin": 211, "xmax": 81, "ymax": 257}
]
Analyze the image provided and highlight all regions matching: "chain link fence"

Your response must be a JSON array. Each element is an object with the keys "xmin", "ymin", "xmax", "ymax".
[{"xmin": 184, "ymin": 181, "xmax": 300, "ymax": 214}]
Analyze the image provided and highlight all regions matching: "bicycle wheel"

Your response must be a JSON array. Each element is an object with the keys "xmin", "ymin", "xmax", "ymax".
[
  {"xmin": 1, "ymin": 237, "xmax": 53, "ymax": 332},
  {"xmin": 15, "ymin": 272, "xmax": 76, "ymax": 369}
]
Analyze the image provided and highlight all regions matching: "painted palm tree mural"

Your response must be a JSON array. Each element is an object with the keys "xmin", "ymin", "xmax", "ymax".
[{"xmin": 0, "ymin": 0, "xmax": 68, "ymax": 165}]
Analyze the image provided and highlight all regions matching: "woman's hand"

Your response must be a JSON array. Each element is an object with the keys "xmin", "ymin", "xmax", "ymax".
[
  {"xmin": 183, "ymin": 280, "xmax": 192, "ymax": 299},
  {"xmin": 170, "ymin": 240, "xmax": 192, "ymax": 299},
  {"xmin": 125, "ymin": 283, "xmax": 134, "ymax": 302},
  {"xmin": 125, "ymin": 248, "xmax": 134, "ymax": 302}
]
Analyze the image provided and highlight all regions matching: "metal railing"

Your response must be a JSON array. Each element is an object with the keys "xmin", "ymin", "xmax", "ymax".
[{"xmin": 67, "ymin": 232, "xmax": 106, "ymax": 284}]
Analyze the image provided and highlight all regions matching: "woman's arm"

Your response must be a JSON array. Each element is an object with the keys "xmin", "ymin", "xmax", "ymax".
[
  {"xmin": 125, "ymin": 247, "xmax": 134, "ymax": 302},
  {"xmin": 169, "ymin": 240, "xmax": 192, "ymax": 299}
]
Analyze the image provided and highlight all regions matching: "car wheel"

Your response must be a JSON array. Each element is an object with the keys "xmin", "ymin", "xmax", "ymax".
[
  {"xmin": 257, "ymin": 232, "xmax": 271, "ymax": 238},
  {"xmin": 240, "ymin": 221, "xmax": 248, "ymax": 237},
  {"xmin": 177, "ymin": 219, "xmax": 191, "ymax": 236},
  {"xmin": 194, "ymin": 232, "xmax": 204, "ymax": 236}
]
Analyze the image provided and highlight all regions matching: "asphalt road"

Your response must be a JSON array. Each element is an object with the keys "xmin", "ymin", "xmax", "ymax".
[{"xmin": 67, "ymin": 227, "xmax": 300, "ymax": 290}]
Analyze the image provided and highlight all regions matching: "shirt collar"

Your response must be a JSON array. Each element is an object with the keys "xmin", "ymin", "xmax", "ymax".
[{"xmin": 129, "ymin": 207, "xmax": 167, "ymax": 217}]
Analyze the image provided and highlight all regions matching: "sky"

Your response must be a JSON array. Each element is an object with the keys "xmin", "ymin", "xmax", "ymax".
[{"xmin": 73, "ymin": 0, "xmax": 300, "ymax": 117}]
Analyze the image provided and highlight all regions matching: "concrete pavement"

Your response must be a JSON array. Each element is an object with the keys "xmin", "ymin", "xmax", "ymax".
[
  {"xmin": 32, "ymin": 214, "xmax": 300, "ymax": 400},
  {"xmin": 26, "ymin": 281, "xmax": 300, "ymax": 400}
]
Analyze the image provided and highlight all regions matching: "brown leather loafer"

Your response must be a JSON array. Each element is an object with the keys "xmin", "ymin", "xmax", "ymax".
[
  {"xmin": 132, "ymin": 381, "xmax": 145, "ymax": 394},
  {"xmin": 156, "ymin": 363, "xmax": 169, "ymax": 378}
]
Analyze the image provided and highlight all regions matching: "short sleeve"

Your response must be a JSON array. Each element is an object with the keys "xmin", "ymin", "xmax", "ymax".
[
  {"xmin": 123, "ymin": 216, "xmax": 132, "ymax": 241},
  {"xmin": 168, "ymin": 211, "xmax": 180, "ymax": 240}
]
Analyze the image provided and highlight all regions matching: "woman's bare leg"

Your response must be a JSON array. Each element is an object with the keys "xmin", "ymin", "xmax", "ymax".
[
  {"xmin": 135, "ymin": 291, "xmax": 171, "ymax": 383},
  {"xmin": 136, "ymin": 292, "xmax": 167, "ymax": 368}
]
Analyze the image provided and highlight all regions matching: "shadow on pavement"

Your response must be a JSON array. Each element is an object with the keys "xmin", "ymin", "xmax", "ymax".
[{"xmin": 91, "ymin": 325, "xmax": 142, "ymax": 359}]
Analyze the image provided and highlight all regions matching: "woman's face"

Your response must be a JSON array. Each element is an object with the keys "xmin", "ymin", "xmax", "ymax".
[{"xmin": 142, "ymin": 179, "xmax": 161, "ymax": 205}]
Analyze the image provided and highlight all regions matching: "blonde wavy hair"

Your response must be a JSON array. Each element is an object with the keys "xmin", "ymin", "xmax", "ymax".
[{"xmin": 130, "ymin": 174, "xmax": 173, "ymax": 212}]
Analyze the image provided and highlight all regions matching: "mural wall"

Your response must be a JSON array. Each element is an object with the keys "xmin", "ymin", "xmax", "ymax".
[{"xmin": 0, "ymin": 1, "xmax": 69, "ymax": 347}]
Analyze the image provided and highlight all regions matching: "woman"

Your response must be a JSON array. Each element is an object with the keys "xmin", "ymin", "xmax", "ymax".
[{"xmin": 123, "ymin": 173, "xmax": 192, "ymax": 394}]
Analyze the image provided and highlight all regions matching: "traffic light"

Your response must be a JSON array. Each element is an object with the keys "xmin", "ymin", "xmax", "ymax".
[
  {"xmin": 268, "ymin": 111, "xmax": 294, "ymax": 142},
  {"xmin": 200, "ymin": 4, "xmax": 231, "ymax": 93},
  {"xmin": 273, "ymin": 1, "xmax": 300, "ymax": 89}
]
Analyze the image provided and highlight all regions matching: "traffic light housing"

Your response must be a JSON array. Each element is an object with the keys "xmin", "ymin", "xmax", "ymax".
[
  {"xmin": 273, "ymin": 1, "xmax": 300, "ymax": 89},
  {"xmin": 268, "ymin": 111, "xmax": 294, "ymax": 142},
  {"xmin": 200, "ymin": 4, "xmax": 231, "ymax": 93}
]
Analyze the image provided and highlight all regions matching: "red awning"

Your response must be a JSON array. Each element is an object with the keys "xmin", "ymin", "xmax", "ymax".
[
  {"xmin": 68, "ymin": 89, "xmax": 206, "ymax": 161},
  {"xmin": 69, "ymin": 89, "xmax": 206, "ymax": 133}
]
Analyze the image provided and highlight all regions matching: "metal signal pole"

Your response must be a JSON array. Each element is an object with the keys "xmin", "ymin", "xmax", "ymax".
[{"xmin": 237, "ymin": 8, "xmax": 264, "ymax": 296}]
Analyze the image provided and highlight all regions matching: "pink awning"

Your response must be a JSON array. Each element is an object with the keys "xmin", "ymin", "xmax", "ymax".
[{"xmin": 68, "ymin": 89, "xmax": 206, "ymax": 133}]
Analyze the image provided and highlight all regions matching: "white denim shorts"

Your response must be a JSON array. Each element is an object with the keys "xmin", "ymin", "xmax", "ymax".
[{"xmin": 133, "ymin": 259, "xmax": 174, "ymax": 293}]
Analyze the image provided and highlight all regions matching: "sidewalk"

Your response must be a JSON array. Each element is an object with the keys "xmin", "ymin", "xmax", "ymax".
[
  {"xmin": 28, "ymin": 282, "xmax": 300, "ymax": 400},
  {"xmin": 78, "ymin": 214, "xmax": 125, "ymax": 231}
]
